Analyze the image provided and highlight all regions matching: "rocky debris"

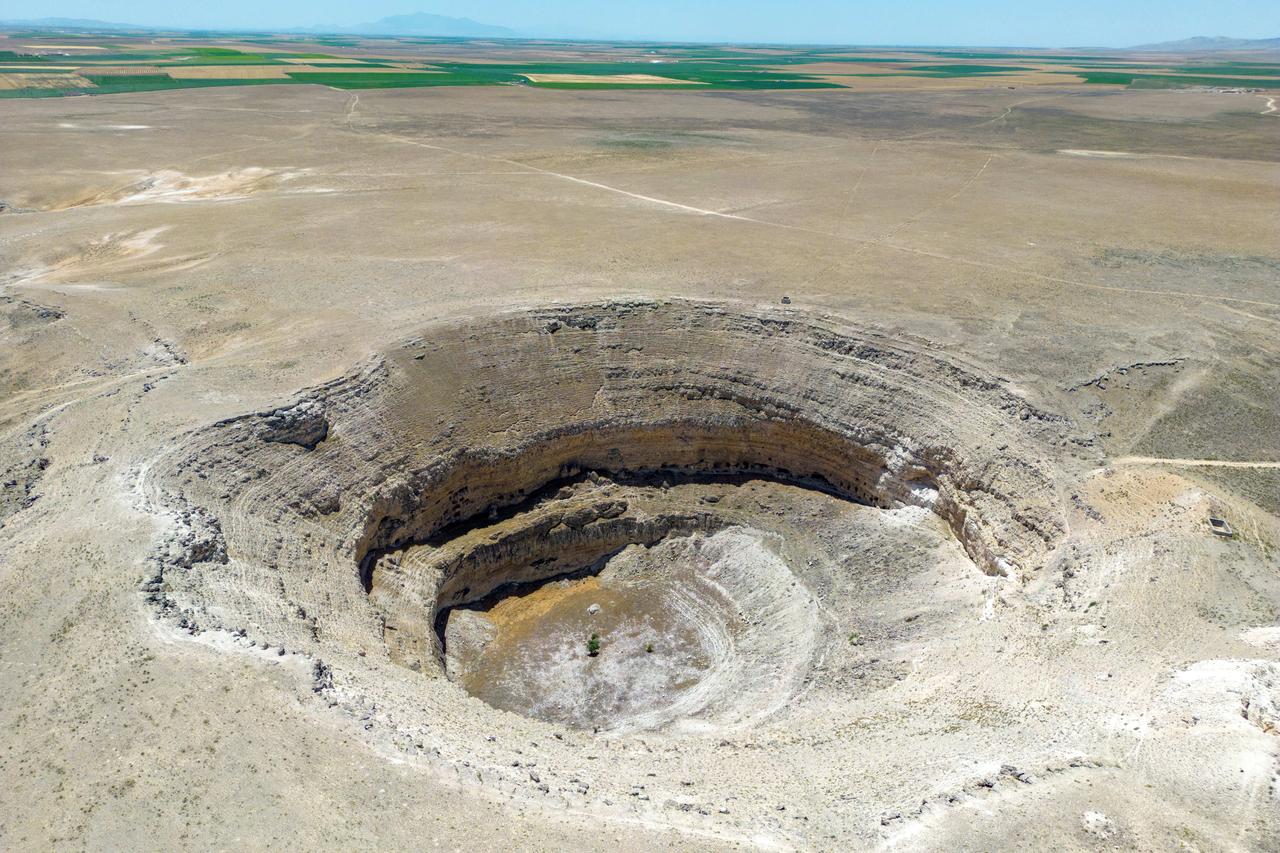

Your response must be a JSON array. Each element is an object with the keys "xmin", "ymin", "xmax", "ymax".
[
  {"xmin": 1066, "ymin": 358, "xmax": 1186, "ymax": 393},
  {"xmin": 291, "ymin": 482, "xmax": 341, "ymax": 517},
  {"xmin": 0, "ymin": 422, "xmax": 51, "ymax": 526},
  {"xmin": 882, "ymin": 758, "xmax": 1104, "ymax": 831},
  {"xmin": 141, "ymin": 489, "xmax": 228, "ymax": 626},
  {"xmin": 260, "ymin": 401, "xmax": 329, "ymax": 450},
  {"xmin": 1070, "ymin": 492, "xmax": 1104, "ymax": 522},
  {"xmin": 1238, "ymin": 663, "xmax": 1279, "ymax": 735},
  {"xmin": 309, "ymin": 660, "xmax": 335, "ymax": 694},
  {"xmin": 144, "ymin": 337, "xmax": 189, "ymax": 367},
  {"xmin": 443, "ymin": 609, "xmax": 498, "ymax": 681},
  {"xmin": 999, "ymin": 764, "xmax": 1034, "ymax": 784},
  {"xmin": 167, "ymin": 504, "xmax": 229, "ymax": 568},
  {"xmin": 1, "ymin": 296, "xmax": 65, "ymax": 327},
  {"xmin": 562, "ymin": 499, "xmax": 628, "ymax": 529}
]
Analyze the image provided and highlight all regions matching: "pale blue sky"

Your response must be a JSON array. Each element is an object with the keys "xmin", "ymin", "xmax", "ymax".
[{"xmin": 7, "ymin": 1, "xmax": 1278, "ymax": 47}]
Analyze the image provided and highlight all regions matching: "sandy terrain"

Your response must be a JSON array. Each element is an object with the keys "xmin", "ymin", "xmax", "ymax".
[{"xmin": 1, "ymin": 69, "xmax": 1278, "ymax": 852}]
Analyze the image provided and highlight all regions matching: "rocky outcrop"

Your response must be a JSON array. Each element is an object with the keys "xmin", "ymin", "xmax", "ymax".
[
  {"xmin": 0, "ymin": 422, "xmax": 50, "ymax": 527},
  {"xmin": 260, "ymin": 400, "xmax": 329, "ymax": 450}
]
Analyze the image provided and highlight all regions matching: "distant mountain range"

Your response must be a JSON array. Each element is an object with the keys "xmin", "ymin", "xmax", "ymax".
[
  {"xmin": 1, "ymin": 17, "xmax": 1278, "ymax": 51},
  {"xmin": 1131, "ymin": 35, "xmax": 1280, "ymax": 51},
  {"xmin": 0, "ymin": 16, "xmax": 147, "ymax": 30},
  {"xmin": 0, "ymin": 12, "xmax": 518, "ymax": 39}
]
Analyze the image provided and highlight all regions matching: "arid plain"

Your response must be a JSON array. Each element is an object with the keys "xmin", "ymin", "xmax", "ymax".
[{"xmin": 2, "ymin": 38, "xmax": 1279, "ymax": 852}]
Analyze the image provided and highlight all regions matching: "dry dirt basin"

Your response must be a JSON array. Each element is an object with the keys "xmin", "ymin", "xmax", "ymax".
[{"xmin": 0, "ymin": 81, "xmax": 1278, "ymax": 851}]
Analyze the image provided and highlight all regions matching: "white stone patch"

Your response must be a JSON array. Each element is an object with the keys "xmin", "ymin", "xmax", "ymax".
[
  {"xmin": 881, "ymin": 504, "xmax": 931, "ymax": 527},
  {"xmin": 1240, "ymin": 626, "xmax": 1280, "ymax": 651},
  {"xmin": 1081, "ymin": 810, "xmax": 1115, "ymax": 838}
]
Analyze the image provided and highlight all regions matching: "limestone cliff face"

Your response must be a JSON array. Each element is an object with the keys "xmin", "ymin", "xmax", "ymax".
[{"xmin": 145, "ymin": 299, "xmax": 1072, "ymax": 679}]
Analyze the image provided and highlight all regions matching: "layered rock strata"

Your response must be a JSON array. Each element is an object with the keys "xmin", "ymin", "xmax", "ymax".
[{"xmin": 145, "ymin": 299, "xmax": 1068, "ymax": 718}]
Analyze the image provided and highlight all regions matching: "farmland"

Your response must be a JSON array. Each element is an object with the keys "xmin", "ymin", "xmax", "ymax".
[{"xmin": 3, "ymin": 31, "xmax": 1280, "ymax": 97}]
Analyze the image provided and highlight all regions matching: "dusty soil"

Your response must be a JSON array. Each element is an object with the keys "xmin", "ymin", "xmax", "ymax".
[{"xmin": 1, "ymin": 75, "xmax": 1278, "ymax": 852}]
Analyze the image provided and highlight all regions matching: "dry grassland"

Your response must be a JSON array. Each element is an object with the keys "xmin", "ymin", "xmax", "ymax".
[
  {"xmin": 0, "ymin": 72, "xmax": 93, "ymax": 89},
  {"xmin": 165, "ymin": 65, "xmax": 294, "ymax": 79}
]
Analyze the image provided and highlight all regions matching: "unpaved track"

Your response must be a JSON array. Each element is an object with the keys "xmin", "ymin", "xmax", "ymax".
[
  {"xmin": 345, "ymin": 121, "xmax": 760, "ymax": 222},
  {"xmin": 345, "ymin": 117, "xmax": 1280, "ymax": 318},
  {"xmin": 1113, "ymin": 456, "xmax": 1280, "ymax": 470}
]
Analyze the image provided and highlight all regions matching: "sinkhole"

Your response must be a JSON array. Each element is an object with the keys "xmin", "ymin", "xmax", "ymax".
[{"xmin": 147, "ymin": 299, "xmax": 1064, "ymax": 735}]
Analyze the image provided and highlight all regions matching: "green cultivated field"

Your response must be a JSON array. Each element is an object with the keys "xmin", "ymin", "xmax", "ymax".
[
  {"xmin": 2, "ymin": 34, "xmax": 1278, "ymax": 97},
  {"xmin": 1069, "ymin": 70, "xmax": 1280, "ymax": 88}
]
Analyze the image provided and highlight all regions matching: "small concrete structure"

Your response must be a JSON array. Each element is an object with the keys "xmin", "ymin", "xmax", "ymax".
[{"xmin": 1208, "ymin": 517, "xmax": 1234, "ymax": 538}]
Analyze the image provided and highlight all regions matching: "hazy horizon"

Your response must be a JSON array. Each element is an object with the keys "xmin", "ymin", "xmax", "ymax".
[{"xmin": 4, "ymin": 1, "xmax": 1278, "ymax": 48}]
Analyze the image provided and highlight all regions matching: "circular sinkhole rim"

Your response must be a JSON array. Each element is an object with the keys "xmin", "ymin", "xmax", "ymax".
[{"xmin": 142, "ymin": 297, "xmax": 1068, "ymax": 742}]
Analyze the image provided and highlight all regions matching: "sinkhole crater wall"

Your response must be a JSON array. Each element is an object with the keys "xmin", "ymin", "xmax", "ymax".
[{"xmin": 145, "ymin": 299, "xmax": 1069, "ymax": 691}]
